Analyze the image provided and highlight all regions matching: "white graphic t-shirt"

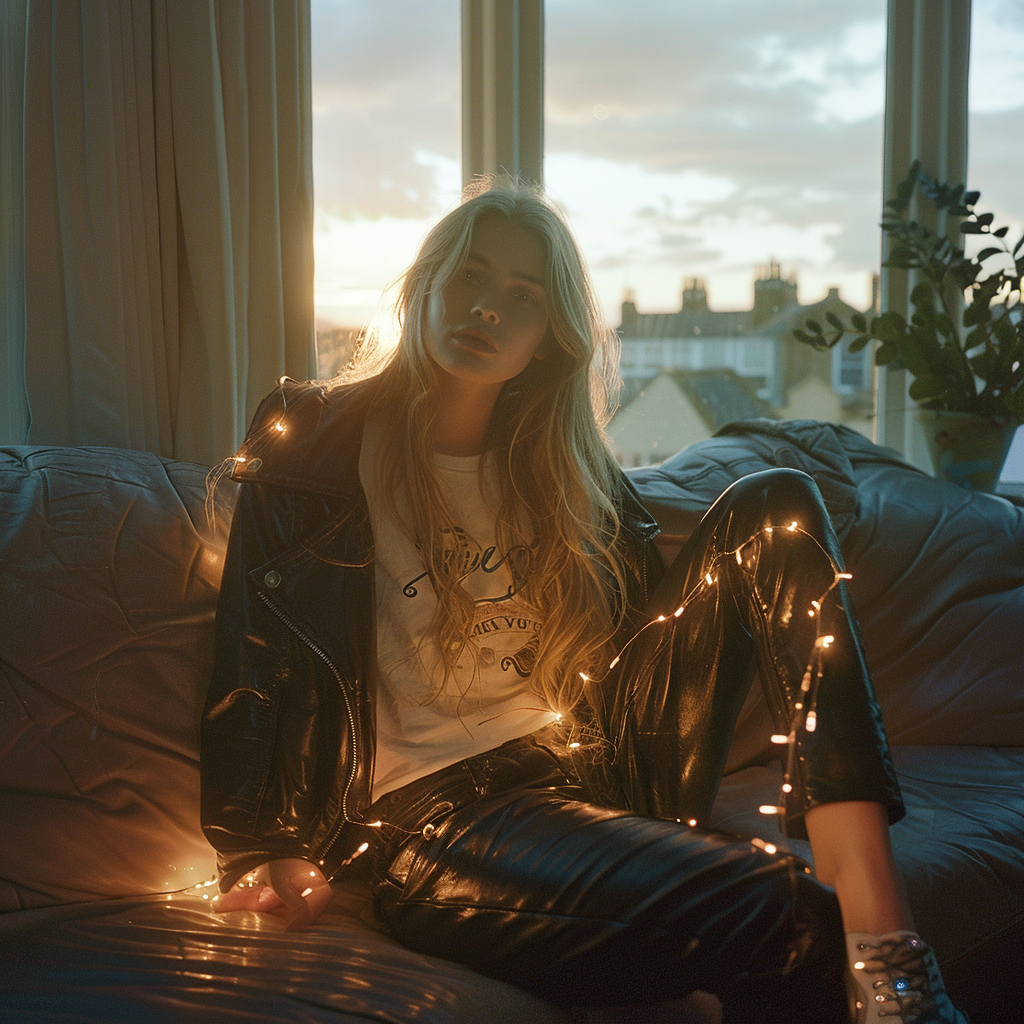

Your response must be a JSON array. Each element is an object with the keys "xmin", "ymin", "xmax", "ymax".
[{"xmin": 359, "ymin": 419, "xmax": 556, "ymax": 801}]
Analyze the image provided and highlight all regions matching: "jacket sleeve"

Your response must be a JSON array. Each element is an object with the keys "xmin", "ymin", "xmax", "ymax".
[{"xmin": 200, "ymin": 481, "xmax": 326, "ymax": 891}]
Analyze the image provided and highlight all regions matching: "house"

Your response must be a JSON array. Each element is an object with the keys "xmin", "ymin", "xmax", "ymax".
[
  {"xmin": 609, "ymin": 368, "xmax": 776, "ymax": 467},
  {"xmin": 617, "ymin": 264, "xmax": 877, "ymax": 441}
]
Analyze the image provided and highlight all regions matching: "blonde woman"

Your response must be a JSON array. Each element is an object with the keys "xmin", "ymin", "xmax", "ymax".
[{"xmin": 202, "ymin": 179, "xmax": 964, "ymax": 1024}]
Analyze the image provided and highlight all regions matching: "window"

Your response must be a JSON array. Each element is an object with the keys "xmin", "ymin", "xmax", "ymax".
[
  {"xmin": 310, "ymin": 1, "xmax": 460, "ymax": 376},
  {"xmin": 545, "ymin": 0, "xmax": 886, "ymax": 462}
]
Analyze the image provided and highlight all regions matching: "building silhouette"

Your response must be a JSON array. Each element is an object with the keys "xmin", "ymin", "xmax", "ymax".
[{"xmin": 610, "ymin": 265, "xmax": 877, "ymax": 466}]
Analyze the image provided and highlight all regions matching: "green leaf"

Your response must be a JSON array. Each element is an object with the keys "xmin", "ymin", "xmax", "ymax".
[
  {"xmin": 849, "ymin": 334, "xmax": 872, "ymax": 353},
  {"xmin": 934, "ymin": 312, "xmax": 956, "ymax": 338},
  {"xmin": 993, "ymin": 316, "xmax": 1016, "ymax": 347},
  {"xmin": 993, "ymin": 226, "xmax": 1009, "ymax": 238},
  {"xmin": 805, "ymin": 319, "xmax": 823, "ymax": 333},
  {"xmin": 850, "ymin": 312, "xmax": 867, "ymax": 332},
  {"xmin": 964, "ymin": 190, "xmax": 980, "ymax": 207},
  {"xmin": 977, "ymin": 247, "xmax": 1002, "ymax": 261},
  {"xmin": 908, "ymin": 374, "xmax": 948, "ymax": 401},
  {"xmin": 961, "ymin": 222, "xmax": 984, "ymax": 234},
  {"xmin": 875, "ymin": 342, "xmax": 899, "ymax": 366},
  {"xmin": 910, "ymin": 280, "xmax": 934, "ymax": 305},
  {"xmin": 874, "ymin": 311, "xmax": 908, "ymax": 344},
  {"xmin": 964, "ymin": 324, "xmax": 988, "ymax": 350},
  {"xmin": 963, "ymin": 301, "xmax": 993, "ymax": 327},
  {"xmin": 794, "ymin": 328, "xmax": 828, "ymax": 351},
  {"xmin": 970, "ymin": 349, "xmax": 996, "ymax": 380},
  {"xmin": 825, "ymin": 311, "xmax": 844, "ymax": 330}
]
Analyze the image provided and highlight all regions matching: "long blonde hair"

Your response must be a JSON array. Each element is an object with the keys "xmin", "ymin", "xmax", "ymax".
[{"xmin": 333, "ymin": 177, "xmax": 626, "ymax": 719}]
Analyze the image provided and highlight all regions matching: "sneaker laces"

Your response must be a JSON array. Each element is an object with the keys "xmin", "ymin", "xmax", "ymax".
[{"xmin": 846, "ymin": 931, "xmax": 967, "ymax": 1024}]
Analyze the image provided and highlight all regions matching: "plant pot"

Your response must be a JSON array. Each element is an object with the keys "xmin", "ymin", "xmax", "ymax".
[{"xmin": 918, "ymin": 410, "xmax": 1018, "ymax": 493}]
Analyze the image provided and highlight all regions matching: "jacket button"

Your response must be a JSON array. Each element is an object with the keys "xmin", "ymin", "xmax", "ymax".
[
  {"xmin": 247, "ymin": 457, "xmax": 263, "ymax": 473},
  {"xmin": 264, "ymin": 570, "xmax": 282, "ymax": 589}
]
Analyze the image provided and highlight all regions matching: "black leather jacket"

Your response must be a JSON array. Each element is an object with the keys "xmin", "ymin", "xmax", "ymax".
[{"xmin": 201, "ymin": 379, "xmax": 663, "ymax": 890}]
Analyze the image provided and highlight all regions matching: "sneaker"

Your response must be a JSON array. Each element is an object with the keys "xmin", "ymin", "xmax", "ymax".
[{"xmin": 846, "ymin": 931, "xmax": 968, "ymax": 1023}]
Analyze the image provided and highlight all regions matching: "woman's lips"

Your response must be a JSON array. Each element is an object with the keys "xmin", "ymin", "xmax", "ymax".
[{"xmin": 452, "ymin": 329, "xmax": 497, "ymax": 354}]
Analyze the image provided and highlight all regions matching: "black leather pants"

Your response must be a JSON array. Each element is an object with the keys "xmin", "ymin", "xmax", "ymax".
[{"xmin": 366, "ymin": 470, "xmax": 903, "ymax": 1021}]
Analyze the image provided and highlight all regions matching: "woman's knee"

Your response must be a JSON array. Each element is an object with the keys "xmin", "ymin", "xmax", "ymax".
[
  {"xmin": 719, "ymin": 468, "xmax": 822, "ymax": 516},
  {"xmin": 710, "ymin": 469, "xmax": 836, "ymax": 551}
]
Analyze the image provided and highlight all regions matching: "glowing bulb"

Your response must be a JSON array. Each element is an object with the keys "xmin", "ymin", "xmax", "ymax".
[
  {"xmin": 569, "ymin": 741, "xmax": 581, "ymax": 749},
  {"xmin": 609, "ymin": 656, "xmax": 620, "ymax": 669},
  {"xmin": 673, "ymin": 606, "xmax": 684, "ymax": 617},
  {"xmin": 657, "ymin": 615, "xmax": 666, "ymax": 622},
  {"xmin": 782, "ymin": 783, "xmax": 793, "ymax": 793},
  {"xmin": 688, "ymin": 818, "xmax": 697, "ymax": 827},
  {"xmin": 579, "ymin": 672, "xmax": 590, "ymax": 681},
  {"xmin": 808, "ymin": 609, "xmax": 815, "ymax": 617},
  {"xmin": 555, "ymin": 712, "xmax": 563, "ymax": 721},
  {"xmin": 815, "ymin": 635, "xmax": 835, "ymax": 649},
  {"xmin": 704, "ymin": 572, "xmax": 713, "ymax": 585},
  {"xmin": 838, "ymin": 572, "xmax": 852, "ymax": 580},
  {"xmin": 759, "ymin": 804, "xmax": 784, "ymax": 815},
  {"xmin": 805, "ymin": 711, "xmax": 817, "ymax": 732},
  {"xmin": 770, "ymin": 734, "xmax": 789, "ymax": 744},
  {"xmin": 368, "ymin": 820, "xmax": 383, "ymax": 828},
  {"xmin": 854, "ymin": 961, "xmax": 866, "ymax": 971},
  {"xmin": 764, "ymin": 843, "xmax": 777, "ymax": 855},
  {"xmin": 794, "ymin": 702, "xmax": 803, "ymax": 710},
  {"xmin": 787, "ymin": 521, "xmax": 798, "ymax": 532},
  {"xmin": 765, "ymin": 526, "xmax": 773, "ymax": 535},
  {"xmin": 357, "ymin": 842, "xmax": 369, "ymax": 854},
  {"xmin": 811, "ymin": 601, "xmax": 820, "ymax": 610},
  {"xmin": 300, "ymin": 887, "xmax": 314, "ymax": 898},
  {"xmin": 234, "ymin": 455, "xmax": 246, "ymax": 463},
  {"xmin": 735, "ymin": 550, "xmax": 743, "ymax": 564},
  {"xmin": 275, "ymin": 421, "xmax": 285, "ymax": 432}
]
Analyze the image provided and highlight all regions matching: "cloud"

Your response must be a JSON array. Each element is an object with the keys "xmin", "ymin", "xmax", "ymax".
[
  {"xmin": 538, "ymin": 0, "xmax": 894, "ymax": 312},
  {"xmin": 310, "ymin": 0, "xmax": 460, "ymax": 218},
  {"xmin": 309, "ymin": 0, "xmax": 1022, "ymax": 325},
  {"xmin": 969, "ymin": 0, "xmax": 1024, "ymax": 113}
]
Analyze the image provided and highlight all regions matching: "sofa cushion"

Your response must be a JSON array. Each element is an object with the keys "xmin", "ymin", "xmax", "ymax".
[
  {"xmin": 0, "ymin": 882, "xmax": 572, "ymax": 1024},
  {"xmin": 0, "ymin": 447, "xmax": 226, "ymax": 910}
]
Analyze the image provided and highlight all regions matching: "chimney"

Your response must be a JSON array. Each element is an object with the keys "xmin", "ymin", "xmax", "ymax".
[{"xmin": 681, "ymin": 277, "xmax": 708, "ymax": 313}]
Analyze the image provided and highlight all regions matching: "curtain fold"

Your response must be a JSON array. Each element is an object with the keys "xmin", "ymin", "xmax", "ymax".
[
  {"xmin": 4, "ymin": 0, "xmax": 314, "ymax": 466},
  {"xmin": 1, "ymin": 1, "xmax": 30, "ymax": 444}
]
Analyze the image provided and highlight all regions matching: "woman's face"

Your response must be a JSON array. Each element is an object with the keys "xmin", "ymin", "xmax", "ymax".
[{"xmin": 425, "ymin": 213, "xmax": 551, "ymax": 391}]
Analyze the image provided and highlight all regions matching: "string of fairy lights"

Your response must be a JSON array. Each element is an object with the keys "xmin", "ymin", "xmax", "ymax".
[
  {"xmin": 574, "ymin": 516, "xmax": 853, "ymax": 857},
  {"xmin": 214, "ymin": 381, "xmax": 855, "ymax": 894}
]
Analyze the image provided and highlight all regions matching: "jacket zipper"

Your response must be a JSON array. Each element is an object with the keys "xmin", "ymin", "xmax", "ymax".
[{"xmin": 256, "ymin": 590, "xmax": 360, "ymax": 863}]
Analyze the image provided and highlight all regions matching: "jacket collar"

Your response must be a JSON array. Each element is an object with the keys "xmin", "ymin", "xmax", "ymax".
[{"xmin": 231, "ymin": 378, "xmax": 379, "ymax": 497}]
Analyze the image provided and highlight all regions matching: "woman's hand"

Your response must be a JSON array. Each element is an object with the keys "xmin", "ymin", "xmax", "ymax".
[{"xmin": 212, "ymin": 858, "xmax": 333, "ymax": 931}]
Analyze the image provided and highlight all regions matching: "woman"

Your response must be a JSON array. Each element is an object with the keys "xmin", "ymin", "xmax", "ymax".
[{"xmin": 202, "ymin": 178, "xmax": 964, "ymax": 1024}]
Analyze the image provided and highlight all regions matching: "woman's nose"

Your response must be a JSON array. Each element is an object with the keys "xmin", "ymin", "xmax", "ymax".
[{"xmin": 471, "ymin": 302, "xmax": 499, "ymax": 325}]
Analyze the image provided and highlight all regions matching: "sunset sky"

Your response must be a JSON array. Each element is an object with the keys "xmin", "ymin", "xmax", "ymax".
[{"xmin": 310, "ymin": 0, "xmax": 1024, "ymax": 330}]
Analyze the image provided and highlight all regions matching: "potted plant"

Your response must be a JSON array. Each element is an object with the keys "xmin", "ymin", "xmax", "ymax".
[{"xmin": 795, "ymin": 161, "xmax": 1024, "ymax": 491}]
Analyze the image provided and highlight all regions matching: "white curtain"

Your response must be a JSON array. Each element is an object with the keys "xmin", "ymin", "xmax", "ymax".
[{"xmin": 2, "ymin": 0, "xmax": 314, "ymax": 467}]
